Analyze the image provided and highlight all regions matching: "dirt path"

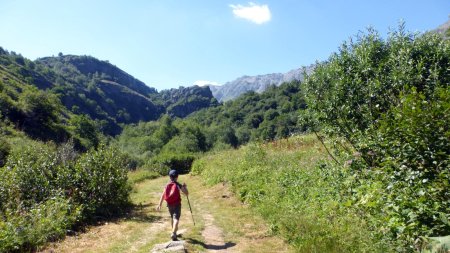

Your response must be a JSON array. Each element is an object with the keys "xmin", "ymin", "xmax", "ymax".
[
  {"xmin": 41, "ymin": 175, "xmax": 292, "ymax": 253},
  {"xmin": 200, "ymin": 213, "xmax": 228, "ymax": 251}
]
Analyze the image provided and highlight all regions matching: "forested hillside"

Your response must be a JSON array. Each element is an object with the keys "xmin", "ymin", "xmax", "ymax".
[
  {"xmin": 114, "ymin": 80, "xmax": 309, "ymax": 171},
  {"xmin": 0, "ymin": 51, "xmax": 218, "ymax": 137}
]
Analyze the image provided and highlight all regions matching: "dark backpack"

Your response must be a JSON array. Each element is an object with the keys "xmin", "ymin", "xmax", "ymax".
[{"xmin": 164, "ymin": 181, "xmax": 181, "ymax": 205}]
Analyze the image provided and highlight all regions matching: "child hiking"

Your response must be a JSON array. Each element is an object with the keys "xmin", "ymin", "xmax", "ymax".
[{"xmin": 157, "ymin": 169, "xmax": 189, "ymax": 241}]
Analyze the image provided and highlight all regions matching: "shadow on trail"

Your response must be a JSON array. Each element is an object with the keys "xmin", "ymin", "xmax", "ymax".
[
  {"xmin": 90, "ymin": 203, "xmax": 161, "ymax": 224},
  {"xmin": 122, "ymin": 203, "xmax": 161, "ymax": 223},
  {"xmin": 186, "ymin": 238, "xmax": 236, "ymax": 251}
]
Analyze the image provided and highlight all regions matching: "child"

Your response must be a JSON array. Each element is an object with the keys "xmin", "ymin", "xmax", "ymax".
[{"xmin": 157, "ymin": 169, "xmax": 188, "ymax": 241}]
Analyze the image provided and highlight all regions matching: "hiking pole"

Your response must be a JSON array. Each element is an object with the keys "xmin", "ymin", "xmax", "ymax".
[{"xmin": 186, "ymin": 195, "xmax": 195, "ymax": 226}]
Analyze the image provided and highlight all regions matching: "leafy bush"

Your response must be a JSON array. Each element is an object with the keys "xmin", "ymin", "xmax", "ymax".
[
  {"xmin": 0, "ymin": 196, "xmax": 80, "ymax": 253},
  {"xmin": 147, "ymin": 152, "xmax": 196, "ymax": 175},
  {"xmin": 70, "ymin": 145, "xmax": 131, "ymax": 219},
  {"xmin": 0, "ymin": 142, "xmax": 131, "ymax": 251},
  {"xmin": 302, "ymin": 25, "xmax": 450, "ymax": 249},
  {"xmin": 0, "ymin": 138, "xmax": 10, "ymax": 167}
]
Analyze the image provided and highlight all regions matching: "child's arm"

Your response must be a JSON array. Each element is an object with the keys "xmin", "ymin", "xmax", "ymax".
[
  {"xmin": 181, "ymin": 183, "xmax": 189, "ymax": 196},
  {"xmin": 156, "ymin": 189, "xmax": 165, "ymax": 211}
]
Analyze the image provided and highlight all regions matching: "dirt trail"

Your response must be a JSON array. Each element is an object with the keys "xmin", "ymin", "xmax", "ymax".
[
  {"xmin": 201, "ymin": 213, "xmax": 228, "ymax": 251},
  {"xmin": 41, "ymin": 175, "xmax": 292, "ymax": 253}
]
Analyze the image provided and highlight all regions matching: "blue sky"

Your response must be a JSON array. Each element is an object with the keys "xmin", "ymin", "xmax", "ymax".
[{"xmin": 0, "ymin": 1, "xmax": 448, "ymax": 91}]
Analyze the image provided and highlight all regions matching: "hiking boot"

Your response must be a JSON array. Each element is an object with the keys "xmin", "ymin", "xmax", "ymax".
[{"xmin": 171, "ymin": 232, "xmax": 177, "ymax": 241}]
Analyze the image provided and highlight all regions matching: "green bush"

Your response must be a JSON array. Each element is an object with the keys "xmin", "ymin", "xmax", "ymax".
[
  {"xmin": 0, "ymin": 196, "xmax": 80, "ymax": 253},
  {"xmin": 0, "ymin": 142, "xmax": 131, "ymax": 251},
  {"xmin": 148, "ymin": 152, "xmax": 196, "ymax": 175},
  {"xmin": 70, "ymin": 145, "xmax": 131, "ymax": 219},
  {"xmin": 302, "ymin": 24, "xmax": 450, "ymax": 249},
  {"xmin": 0, "ymin": 138, "xmax": 10, "ymax": 167}
]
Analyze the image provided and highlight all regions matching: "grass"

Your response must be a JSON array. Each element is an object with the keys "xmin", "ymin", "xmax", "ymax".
[
  {"xmin": 186, "ymin": 175, "xmax": 292, "ymax": 253},
  {"xmin": 127, "ymin": 169, "xmax": 160, "ymax": 185},
  {"xmin": 192, "ymin": 134, "xmax": 393, "ymax": 252}
]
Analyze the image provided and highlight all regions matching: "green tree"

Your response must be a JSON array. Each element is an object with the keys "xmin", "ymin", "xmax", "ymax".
[
  {"xmin": 153, "ymin": 115, "xmax": 178, "ymax": 144},
  {"xmin": 302, "ymin": 25, "xmax": 450, "ymax": 244},
  {"xmin": 18, "ymin": 87, "xmax": 67, "ymax": 140},
  {"xmin": 69, "ymin": 114, "xmax": 100, "ymax": 149}
]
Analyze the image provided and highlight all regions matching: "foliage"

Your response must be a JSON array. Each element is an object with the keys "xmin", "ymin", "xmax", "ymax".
[
  {"xmin": 184, "ymin": 81, "xmax": 308, "ymax": 147},
  {"xmin": 113, "ymin": 80, "xmax": 311, "ymax": 174},
  {"xmin": 69, "ymin": 114, "xmax": 100, "ymax": 149},
  {"xmin": 147, "ymin": 153, "xmax": 196, "ymax": 175},
  {"xmin": 113, "ymin": 116, "xmax": 206, "ymax": 170},
  {"xmin": 158, "ymin": 85, "xmax": 219, "ymax": 117},
  {"xmin": 0, "ymin": 196, "xmax": 80, "ymax": 253},
  {"xmin": 18, "ymin": 86, "xmax": 69, "ymax": 142},
  {"xmin": 302, "ymin": 25, "xmax": 450, "ymax": 249},
  {"xmin": 0, "ymin": 138, "xmax": 10, "ymax": 167},
  {"xmin": 0, "ymin": 142, "xmax": 131, "ymax": 251}
]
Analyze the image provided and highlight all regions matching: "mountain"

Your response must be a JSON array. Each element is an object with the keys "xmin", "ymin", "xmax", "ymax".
[
  {"xmin": 33, "ymin": 55, "xmax": 163, "ymax": 134},
  {"xmin": 157, "ymin": 85, "xmax": 219, "ymax": 118},
  {"xmin": 209, "ymin": 65, "xmax": 314, "ymax": 102},
  {"xmin": 0, "ymin": 50, "xmax": 218, "ymax": 138},
  {"xmin": 433, "ymin": 17, "xmax": 450, "ymax": 38}
]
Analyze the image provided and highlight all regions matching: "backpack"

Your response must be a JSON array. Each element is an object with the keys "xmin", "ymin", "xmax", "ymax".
[{"xmin": 164, "ymin": 181, "xmax": 181, "ymax": 205}]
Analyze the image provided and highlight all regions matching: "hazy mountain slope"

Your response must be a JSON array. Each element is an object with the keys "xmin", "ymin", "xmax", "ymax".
[
  {"xmin": 210, "ymin": 66, "xmax": 314, "ymax": 102},
  {"xmin": 433, "ymin": 17, "xmax": 450, "ymax": 38}
]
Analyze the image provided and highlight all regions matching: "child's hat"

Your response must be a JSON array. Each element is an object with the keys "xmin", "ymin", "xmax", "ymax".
[{"xmin": 169, "ymin": 169, "xmax": 178, "ymax": 177}]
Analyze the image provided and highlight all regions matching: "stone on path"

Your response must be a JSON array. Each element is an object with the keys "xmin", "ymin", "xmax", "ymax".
[{"xmin": 151, "ymin": 240, "xmax": 186, "ymax": 253}]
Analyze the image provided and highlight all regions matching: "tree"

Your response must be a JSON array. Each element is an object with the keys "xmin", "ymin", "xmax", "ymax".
[
  {"xmin": 302, "ymin": 25, "xmax": 450, "ymax": 242},
  {"xmin": 69, "ymin": 114, "xmax": 100, "ymax": 149},
  {"xmin": 153, "ymin": 115, "xmax": 178, "ymax": 144},
  {"xmin": 19, "ymin": 87, "xmax": 65, "ymax": 140}
]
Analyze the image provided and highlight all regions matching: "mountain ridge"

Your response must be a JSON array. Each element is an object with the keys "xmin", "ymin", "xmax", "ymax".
[
  {"xmin": 0, "ymin": 50, "xmax": 218, "ymax": 137},
  {"xmin": 207, "ymin": 65, "xmax": 314, "ymax": 102}
]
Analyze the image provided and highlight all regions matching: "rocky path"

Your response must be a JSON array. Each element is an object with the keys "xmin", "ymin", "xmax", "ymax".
[{"xmin": 41, "ymin": 175, "xmax": 292, "ymax": 253}]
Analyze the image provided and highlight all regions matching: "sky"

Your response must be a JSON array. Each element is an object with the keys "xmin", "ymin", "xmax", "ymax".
[{"xmin": 0, "ymin": 1, "xmax": 449, "ymax": 91}]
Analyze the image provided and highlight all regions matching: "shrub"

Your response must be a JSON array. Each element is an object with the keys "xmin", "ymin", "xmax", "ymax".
[
  {"xmin": 0, "ymin": 142, "xmax": 131, "ymax": 251},
  {"xmin": 0, "ymin": 196, "xmax": 80, "ymax": 252},
  {"xmin": 147, "ymin": 152, "xmax": 196, "ymax": 175},
  {"xmin": 0, "ymin": 138, "xmax": 10, "ymax": 167},
  {"xmin": 67, "ymin": 145, "xmax": 131, "ymax": 219},
  {"xmin": 302, "ymin": 24, "xmax": 450, "ymax": 249}
]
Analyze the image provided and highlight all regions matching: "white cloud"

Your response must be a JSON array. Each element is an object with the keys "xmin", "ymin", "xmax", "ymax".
[
  {"xmin": 193, "ymin": 80, "xmax": 221, "ymax": 87},
  {"xmin": 229, "ymin": 2, "xmax": 271, "ymax": 24}
]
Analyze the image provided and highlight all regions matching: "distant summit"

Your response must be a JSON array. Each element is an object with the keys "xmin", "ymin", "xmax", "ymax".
[
  {"xmin": 208, "ymin": 66, "xmax": 314, "ymax": 102},
  {"xmin": 433, "ymin": 17, "xmax": 450, "ymax": 38}
]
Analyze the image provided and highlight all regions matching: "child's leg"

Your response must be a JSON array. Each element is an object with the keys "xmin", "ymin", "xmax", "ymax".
[
  {"xmin": 168, "ymin": 204, "xmax": 181, "ymax": 239},
  {"xmin": 172, "ymin": 218, "xmax": 179, "ymax": 234}
]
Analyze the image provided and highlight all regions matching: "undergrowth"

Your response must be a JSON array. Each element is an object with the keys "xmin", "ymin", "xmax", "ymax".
[
  {"xmin": 192, "ymin": 135, "xmax": 395, "ymax": 252},
  {"xmin": 0, "ymin": 140, "xmax": 131, "ymax": 252}
]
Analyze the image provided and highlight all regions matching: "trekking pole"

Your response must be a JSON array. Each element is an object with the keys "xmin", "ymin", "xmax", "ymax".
[{"xmin": 186, "ymin": 195, "xmax": 195, "ymax": 226}]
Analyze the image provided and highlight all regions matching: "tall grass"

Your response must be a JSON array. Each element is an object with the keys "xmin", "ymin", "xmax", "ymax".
[{"xmin": 192, "ymin": 135, "xmax": 394, "ymax": 252}]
